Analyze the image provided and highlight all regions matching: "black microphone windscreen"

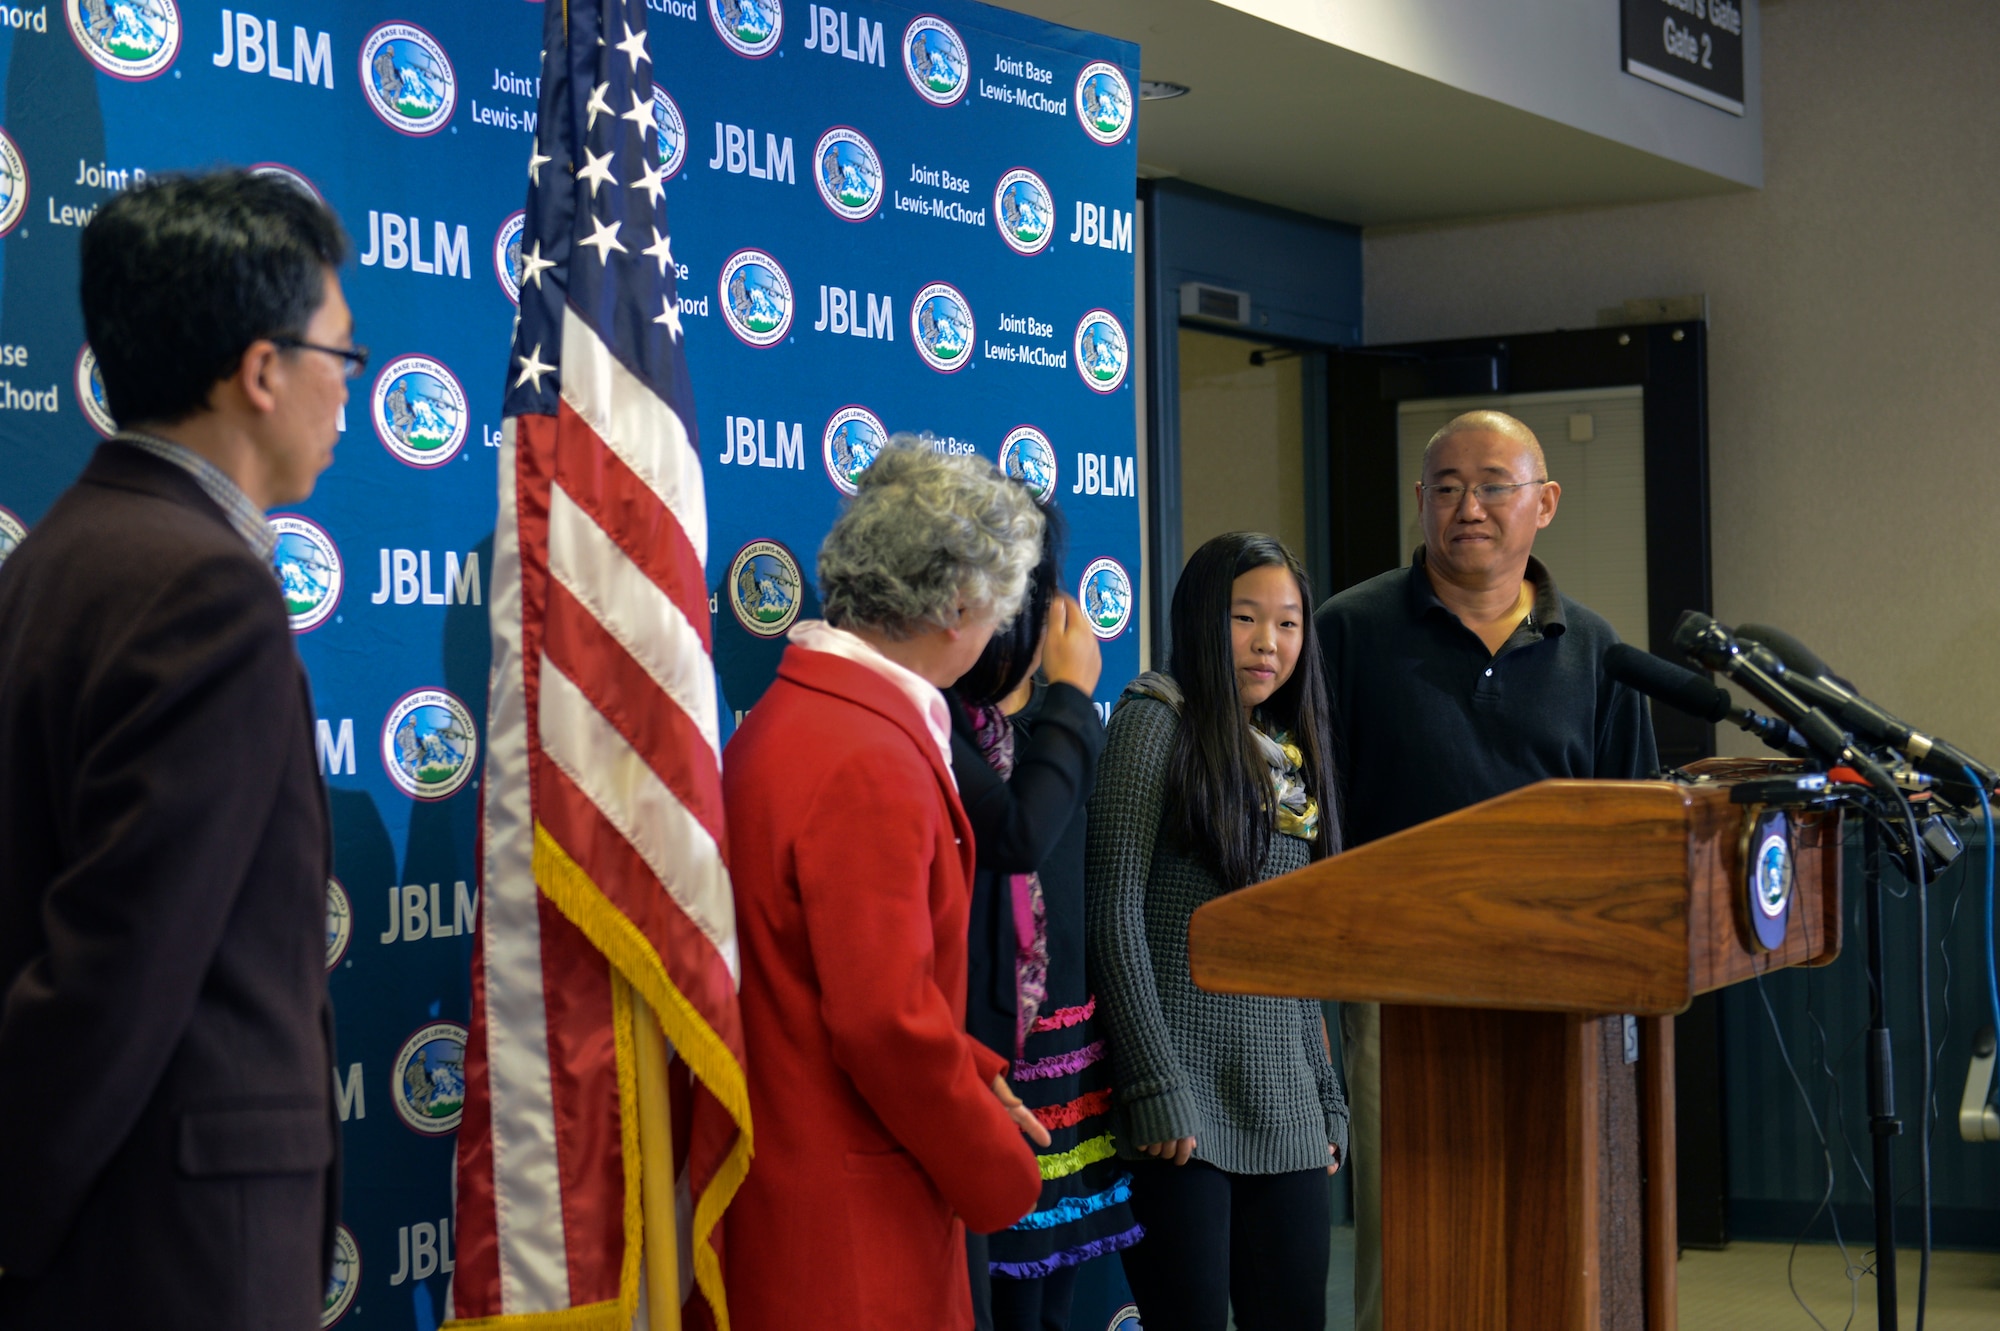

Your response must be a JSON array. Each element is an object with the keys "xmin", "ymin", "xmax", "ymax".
[
  {"xmin": 1605, "ymin": 642, "xmax": 1733, "ymax": 724},
  {"xmin": 1735, "ymin": 623, "xmax": 1837, "ymax": 684},
  {"xmin": 1670, "ymin": 610, "xmax": 1713, "ymax": 656}
]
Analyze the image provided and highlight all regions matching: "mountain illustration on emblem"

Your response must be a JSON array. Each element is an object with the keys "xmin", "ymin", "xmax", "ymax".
[
  {"xmin": 1001, "ymin": 184, "xmax": 1050, "ymax": 243},
  {"xmin": 383, "ymin": 373, "xmax": 461, "ymax": 454},
  {"xmin": 1085, "ymin": 568, "xmax": 1129, "ymax": 629},
  {"xmin": 77, "ymin": 0, "xmax": 171, "ymax": 59},
  {"xmin": 372, "ymin": 39, "xmax": 449, "ymax": 118},
  {"xmin": 820, "ymin": 144, "xmax": 879, "ymax": 208},
  {"xmin": 275, "ymin": 537, "xmax": 336, "ymax": 614},
  {"xmin": 728, "ymin": 265, "xmax": 786, "ymax": 333},
  {"xmin": 910, "ymin": 31, "xmax": 962, "ymax": 92},
  {"xmin": 1082, "ymin": 72, "xmax": 1130, "ymax": 135},
  {"xmin": 919, "ymin": 297, "xmax": 967, "ymax": 360},
  {"xmin": 394, "ymin": 706, "xmax": 473, "ymax": 788},
  {"xmin": 717, "ymin": 0, "xmax": 776, "ymax": 42},
  {"xmin": 402, "ymin": 1039, "xmax": 466, "ymax": 1119},
  {"xmin": 734, "ymin": 553, "xmax": 798, "ymax": 627}
]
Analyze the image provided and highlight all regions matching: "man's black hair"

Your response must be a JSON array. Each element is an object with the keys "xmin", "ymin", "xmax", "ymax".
[{"xmin": 79, "ymin": 170, "xmax": 347, "ymax": 429}]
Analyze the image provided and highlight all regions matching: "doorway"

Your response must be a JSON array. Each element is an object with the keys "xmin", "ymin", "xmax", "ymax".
[{"xmin": 1177, "ymin": 326, "xmax": 1313, "ymax": 567}]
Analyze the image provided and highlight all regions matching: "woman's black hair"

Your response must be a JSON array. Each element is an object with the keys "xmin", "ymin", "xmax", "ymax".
[
  {"xmin": 1164, "ymin": 531, "xmax": 1341, "ymax": 888},
  {"xmin": 955, "ymin": 500, "xmax": 1066, "ymax": 707}
]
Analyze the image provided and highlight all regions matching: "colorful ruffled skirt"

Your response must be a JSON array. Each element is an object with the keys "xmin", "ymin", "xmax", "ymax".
[{"xmin": 988, "ymin": 995, "xmax": 1143, "ymax": 1280}]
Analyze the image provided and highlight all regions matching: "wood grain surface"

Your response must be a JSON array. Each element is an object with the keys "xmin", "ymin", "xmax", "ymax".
[
  {"xmin": 1188, "ymin": 777, "xmax": 1841, "ymax": 1015},
  {"xmin": 1380, "ymin": 1007, "xmax": 1604, "ymax": 1331}
]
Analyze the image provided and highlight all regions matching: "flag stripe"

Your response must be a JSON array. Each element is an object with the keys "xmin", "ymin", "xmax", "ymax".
[
  {"xmin": 559, "ymin": 312, "xmax": 708, "ymax": 562},
  {"xmin": 537, "ymin": 661, "xmax": 738, "ymax": 978},
  {"xmin": 547, "ymin": 483, "xmax": 720, "ymax": 760},
  {"xmin": 476, "ymin": 424, "xmax": 574, "ymax": 1314},
  {"xmin": 552, "ymin": 400, "xmax": 713, "ymax": 657},
  {"xmin": 533, "ymin": 770, "xmax": 745, "ymax": 1070},
  {"xmin": 541, "ymin": 576, "xmax": 726, "ymax": 854}
]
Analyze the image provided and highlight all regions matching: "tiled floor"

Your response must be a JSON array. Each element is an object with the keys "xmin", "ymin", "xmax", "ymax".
[
  {"xmin": 1679, "ymin": 1242, "xmax": 2000, "ymax": 1330},
  {"xmin": 1197, "ymin": 1227, "xmax": 2000, "ymax": 1329}
]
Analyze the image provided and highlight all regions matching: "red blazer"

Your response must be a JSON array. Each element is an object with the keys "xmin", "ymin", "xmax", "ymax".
[{"xmin": 720, "ymin": 645, "xmax": 1042, "ymax": 1331}]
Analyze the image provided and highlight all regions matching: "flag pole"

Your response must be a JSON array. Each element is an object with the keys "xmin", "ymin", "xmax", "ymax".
[{"xmin": 634, "ymin": 994, "xmax": 684, "ymax": 1331}]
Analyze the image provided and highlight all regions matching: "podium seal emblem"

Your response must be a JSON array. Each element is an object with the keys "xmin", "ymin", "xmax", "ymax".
[{"xmin": 1741, "ymin": 807, "xmax": 1794, "ymax": 951}]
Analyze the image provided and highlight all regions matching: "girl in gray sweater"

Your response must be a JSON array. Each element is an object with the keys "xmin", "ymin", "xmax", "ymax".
[{"xmin": 1086, "ymin": 532, "xmax": 1347, "ymax": 1331}]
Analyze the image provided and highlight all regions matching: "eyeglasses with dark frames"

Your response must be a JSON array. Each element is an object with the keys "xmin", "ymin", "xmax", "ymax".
[
  {"xmin": 1419, "ymin": 479, "xmax": 1549, "ymax": 508},
  {"xmin": 273, "ymin": 337, "xmax": 370, "ymax": 380}
]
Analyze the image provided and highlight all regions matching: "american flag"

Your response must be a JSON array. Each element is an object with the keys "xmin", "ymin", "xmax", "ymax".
[{"xmin": 451, "ymin": 1, "xmax": 748, "ymax": 1328}]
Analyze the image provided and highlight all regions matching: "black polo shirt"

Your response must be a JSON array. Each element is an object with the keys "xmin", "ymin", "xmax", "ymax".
[{"xmin": 1315, "ymin": 550, "xmax": 1658, "ymax": 848}]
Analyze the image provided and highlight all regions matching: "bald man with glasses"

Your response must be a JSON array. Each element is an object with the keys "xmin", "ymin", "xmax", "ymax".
[{"xmin": 1313, "ymin": 410, "xmax": 1657, "ymax": 1331}]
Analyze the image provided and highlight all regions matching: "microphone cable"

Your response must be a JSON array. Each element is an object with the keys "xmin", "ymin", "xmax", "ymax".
[{"xmin": 1757, "ymin": 960, "xmax": 1864, "ymax": 1331}]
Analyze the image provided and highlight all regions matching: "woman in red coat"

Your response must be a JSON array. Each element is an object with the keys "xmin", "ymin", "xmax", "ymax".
[{"xmin": 721, "ymin": 440, "xmax": 1049, "ymax": 1331}]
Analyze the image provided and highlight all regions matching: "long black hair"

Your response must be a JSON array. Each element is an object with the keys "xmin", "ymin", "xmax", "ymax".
[
  {"xmin": 955, "ymin": 500, "xmax": 1066, "ymax": 707},
  {"xmin": 1164, "ymin": 531, "xmax": 1341, "ymax": 887}
]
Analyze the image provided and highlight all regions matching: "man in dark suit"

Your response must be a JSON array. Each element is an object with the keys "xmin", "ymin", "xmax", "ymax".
[{"xmin": 0, "ymin": 172, "xmax": 355, "ymax": 1329}]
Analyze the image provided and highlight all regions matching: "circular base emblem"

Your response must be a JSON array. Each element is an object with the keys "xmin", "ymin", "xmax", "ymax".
[
  {"xmin": 361, "ymin": 22, "xmax": 457, "ymax": 136},
  {"xmin": 654, "ymin": 87, "xmax": 688, "ymax": 176},
  {"xmin": 1080, "ymin": 557, "xmax": 1133, "ymax": 640},
  {"xmin": 372, "ymin": 355, "xmax": 469, "ymax": 468},
  {"xmin": 494, "ymin": 211, "xmax": 526, "ymax": 303},
  {"xmin": 392, "ymin": 1021, "xmax": 468, "ymax": 1135},
  {"xmin": 248, "ymin": 162, "xmax": 323, "ymax": 203},
  {"xmin": 823, "ymin": 405, "xmax": 887, "ymax": 495},
  {"xmin": 904, "ymin": 16, "xmax": 968, "ymax": 106},
  {"xmin": 719, "ymin": 249, "xmax": 794, "ymax": 348},
  {"xmin": 325, "ymin": 877, "xmax": 352, "ymax": 971},
  {"xmin": 1077, "ymin": 61, "xmax": 1134, "ymax": 146},
  {"xmin": 67, "ymin": 0, "xmax": 180, "ymax": 81},
  {"xmin": 382, "ymin": 688, "xmax": 478, "ymax": 801},
  {"xmin": 814, "ymin": 127, "xmax": 883, "ymax": 222},
  {"xmin": 269, "ymin": 514, "xmax": 343, "ymax": 633},
  {"xmin": 1074, "ymin": 310, "xmax": 1130, "ymax": 394},
  {"xmin": 0, "ymin": 128, "xmax": 29, "ymax": 239},
  {"xmin": 75, "ymin": 345, "xmax": 115, "ymax": 437},
  {"xmin": 995, "ymin": 168, "xmax": 1054, "ymax": 256},
  {"xmin": 1000, "ymin": 426, "xmax": 1058, "ymax": 504},
  {"xmin": 912, "ymin": 281, "xmax": 974, "ymax": 373},
  {"xmin": 0, "ymin": 505, "xmax": 26, "ymax": 569},
  {"xmin": 322, "ymin": 1223, "xmax": 360, "ymax": 1326},
  {"xmin": 710, "ymin": 0, "xmax": 781, "ymax": 58},
  {"xmin": 728, "ymin": 539, "xmax": 803, "ymax": 637}
]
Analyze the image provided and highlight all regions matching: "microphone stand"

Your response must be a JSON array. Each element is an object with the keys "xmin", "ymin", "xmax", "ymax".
[
  {"xmin": 1674, "ymin": 613, "xmax": 1906, "ymax": 1323},
  {"xmin": 1861, "ymin": 811, "xmax": 1901, "ymax": 1329}
]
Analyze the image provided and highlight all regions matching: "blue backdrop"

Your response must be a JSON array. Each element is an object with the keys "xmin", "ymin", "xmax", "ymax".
[{"xmin": 0, "ymin": 2, "xmax": 1140, "ymax": 1329}]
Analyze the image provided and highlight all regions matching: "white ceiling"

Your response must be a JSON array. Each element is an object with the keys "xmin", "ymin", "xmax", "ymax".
[{"xmin": 989, "ymin": 0, "xmax": 1756, "ymax": 227}]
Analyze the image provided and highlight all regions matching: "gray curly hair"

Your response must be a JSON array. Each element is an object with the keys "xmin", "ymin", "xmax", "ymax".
[{"xmin": 818, "ymin": 436, "xmax": 1045, "ymax": 639}]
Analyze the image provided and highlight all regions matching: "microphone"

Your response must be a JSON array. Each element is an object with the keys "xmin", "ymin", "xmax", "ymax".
[
  {"xmin": 1603, "ymin": 642, "xmax": 1807, "ymax": 754},
  {"xmin": 1671, "ymin": 612, "xmax": 1898, "ymax": 792},
  {"xmin": 1736, "ymin": 623, "xmax": 1999, "ymax": 791}
]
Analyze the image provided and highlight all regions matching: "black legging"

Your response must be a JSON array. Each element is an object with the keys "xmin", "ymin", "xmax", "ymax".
[{"xmin": 1118, "ymin": 1158, "xmax": 1330, "ymax": 1331}]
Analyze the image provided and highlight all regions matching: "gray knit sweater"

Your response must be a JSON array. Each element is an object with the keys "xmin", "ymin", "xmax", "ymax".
[{"xmin": 1085, "ymin": 689, "xmax": 1348, "ymax": 1175}]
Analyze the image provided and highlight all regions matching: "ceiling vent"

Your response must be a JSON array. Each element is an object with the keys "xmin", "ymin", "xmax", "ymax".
[{"xmin": 1180, "ymin": 281, "xmax": 1250, "ymax": 327}]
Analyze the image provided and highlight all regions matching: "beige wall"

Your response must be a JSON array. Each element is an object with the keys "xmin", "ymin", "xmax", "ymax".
[
  {"xmin": 1177, "ymin": 327, "xmax": 1309, "ymax": 563},
  {"xmin": 1364, "ymin": 0, "xmax": 2000, "ymax": 759}
]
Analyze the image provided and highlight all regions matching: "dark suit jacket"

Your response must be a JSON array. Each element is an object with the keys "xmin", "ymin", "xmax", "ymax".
[{"xmin": 0, "ymin": 443, "xmax": 339, "ymax": 1329}]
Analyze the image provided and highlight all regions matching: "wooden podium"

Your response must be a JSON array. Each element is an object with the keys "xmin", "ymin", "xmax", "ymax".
[{"xmin": 1187, "ymin": 767, "xmax": 1842, "ymax": 1331}]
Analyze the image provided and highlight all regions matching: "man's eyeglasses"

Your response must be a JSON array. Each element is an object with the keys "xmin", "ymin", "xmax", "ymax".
[
  {"xmin": 273, "ymin": 337, "xmax": 370, "ymax": 380},
  {"xmin": 1420, "ymin": 479, "xmax": 1548, "ymax": 508}
]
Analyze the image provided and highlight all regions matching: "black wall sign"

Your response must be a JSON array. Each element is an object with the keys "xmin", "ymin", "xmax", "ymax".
[{"xmin": 1622, "ymin": 0, "xmax": 1746, "ymax": 116}]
